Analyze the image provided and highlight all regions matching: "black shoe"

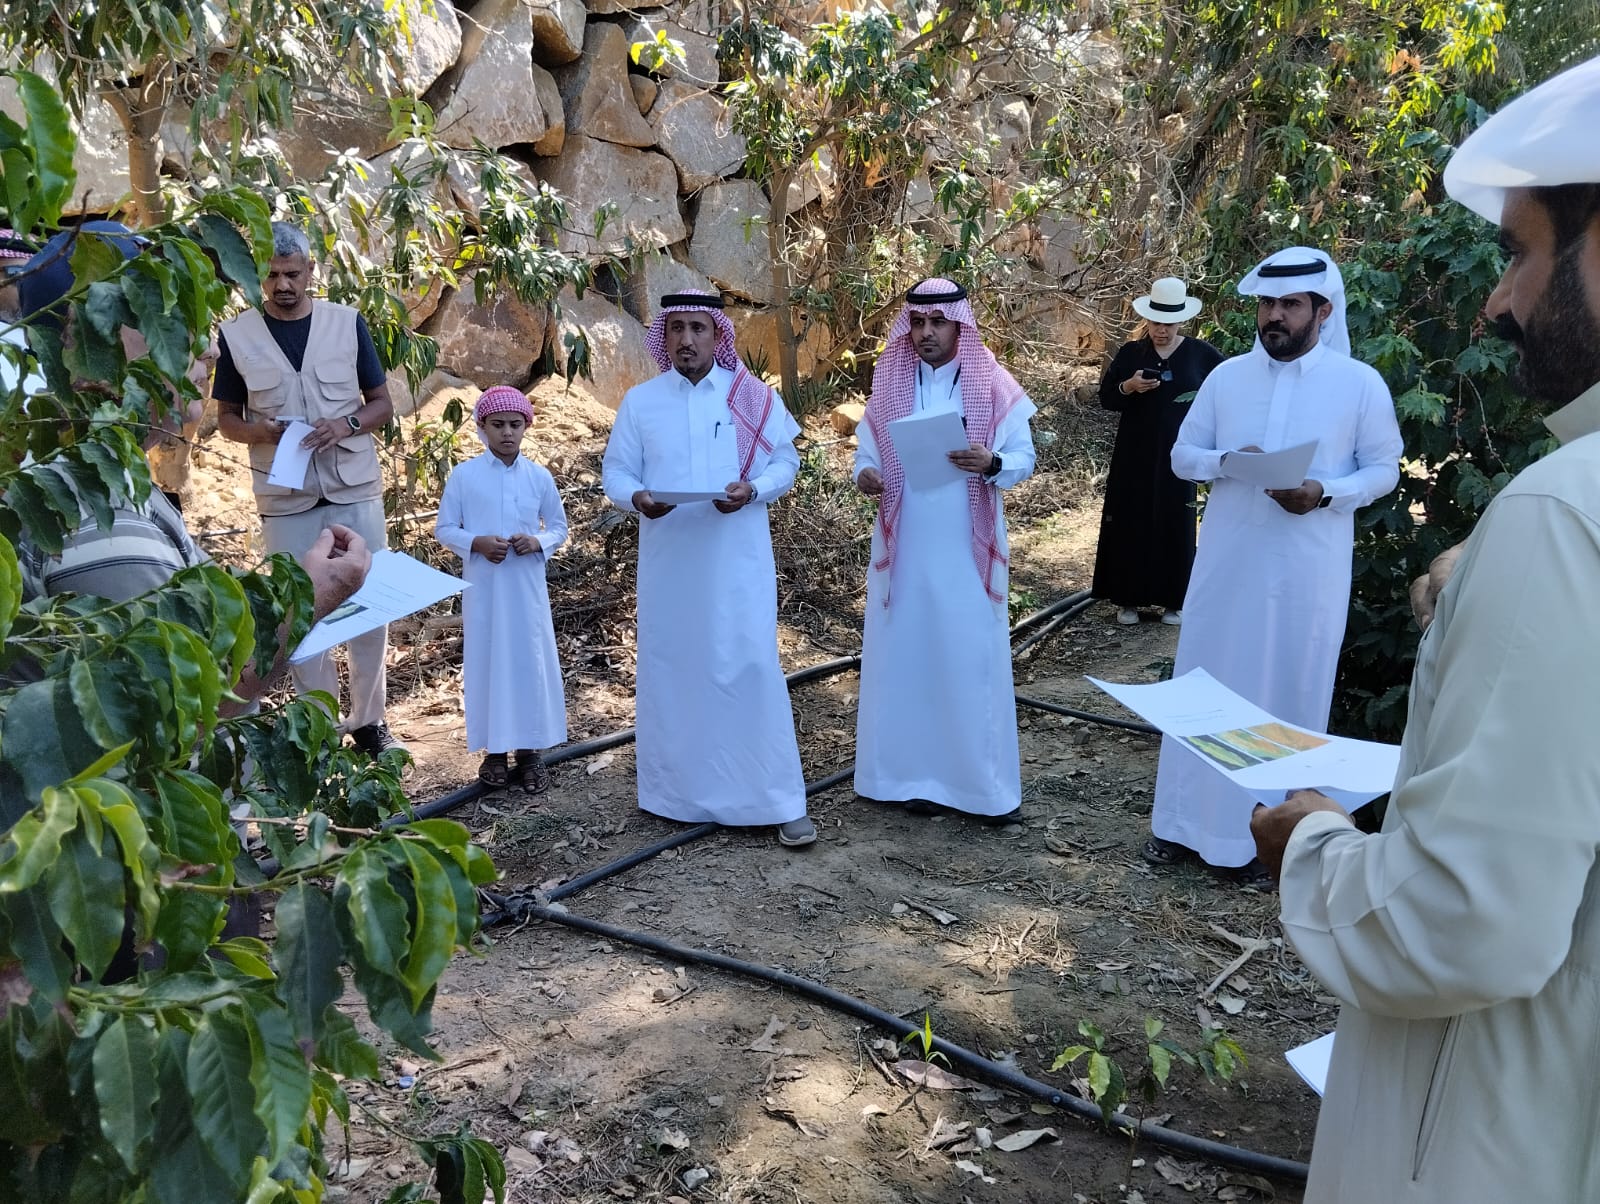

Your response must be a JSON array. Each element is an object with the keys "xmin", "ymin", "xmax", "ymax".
[
  {"xmin": 902, "ymin": 799, "xmax": 943, "ymax": 816},
  {"xmin": 980, "ymin": 807, "xmax": 1023, "ymax": 827},
  {"xmin": 350, "ymin": 721, "xmax": 406, "ymax": 757}
]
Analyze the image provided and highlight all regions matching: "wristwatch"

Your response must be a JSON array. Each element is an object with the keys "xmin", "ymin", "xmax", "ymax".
[
  {"xmin": 985, "ymin": 453, "xmax": 1003, "ymax": 477},
  {"xmin": 346, "ymin": 414, "xmax": 362, "ymax": 434},
  {"xmin": 1316, "ymin": 493, "xmax": 1332, "ymax": 509}
]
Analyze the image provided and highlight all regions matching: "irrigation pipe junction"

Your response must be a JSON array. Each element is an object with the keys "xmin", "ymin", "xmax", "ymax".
[{"xmin": 303, "ymin": 589, "xmax": 1311, "ymax": 1183}]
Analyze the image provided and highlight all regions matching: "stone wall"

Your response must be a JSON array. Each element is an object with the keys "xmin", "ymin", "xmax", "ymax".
[{"xmin": 6, "ymin": 1, "xmax": 1102, "ymax": 412}]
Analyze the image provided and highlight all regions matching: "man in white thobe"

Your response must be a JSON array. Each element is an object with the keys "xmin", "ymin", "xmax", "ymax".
[
  {"xmin": 1147, "ymin": 248, "xmax": 1402, "ymax": 885},
  {"xmin": 1251, "ymin": 56, "xmax": 1600, "ymax": 1202},
  {"xmin": 853, "ymin": 278, "xmax": 1037, "ymax": 823},
  {"xmin": 601, "ymin": 292, "xmax": 814, "ymax": 848}
]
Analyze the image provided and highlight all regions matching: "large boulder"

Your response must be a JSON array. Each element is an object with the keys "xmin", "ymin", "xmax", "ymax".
[
  {"xmin": 782, "ymin": 146, "xmax": 834, "ymax": 214},
  {"xmin": 724, "ymin": 304, "xmax": 828, "ymax": 378},
  {"xmin": 395, "ymin": 0, "xmax": 464, "ymax": 93},
  {"xmin": 428, "ymin": 286, "xmax": 553, "ymax": 386},
  {"xmin": 1035, "ymin": 213, "xmax": 1085, "ymax": 277},
  {"xmin": 531, "ymin": 64, "xmax": 567, "ymax": 156},
  {"xmin": 621, "ymin": 251, "xmax": 716, "ymax": 324},
  {"xmin": 688, "ymin": 181, "xmax": 776, "ymax": 304},
  {"xmin": 530, "ymin": 0, "xmax": 588, "ymax": 67},
  {"xmin": 586, "ymin": 0, "xmax": 671, "ymax": 12},
  {"xmin": 0, "ymin": 81, "xmax": 129, "ymax": 214},
  {"xmin": 533, "ymin": 136, "xmax": 685, "ymax": 254},
  {"xmin": 436, "ymin": 1, "xmax": 550, "ymax": 149},
  {"xmin": 630, "ymin": 75, "xmax": 660, "ymax": 116},
  {"xmin": 621, "ymin": 10, "xmax": 720, "ymax": 85},
  {"xmin": 554, "ymin": 23, "xmax": 657, "ymax": 148},
  {"xmin": 648, "ymin": 80, "xmax": 746, "ymax": 192},
  {"xmin": 553, "ymin": 289, "xmax": 659, "ymax": 410},
  {"xmin": 387, "ymin": 367, "xmax": 472, "ymax": 420}
]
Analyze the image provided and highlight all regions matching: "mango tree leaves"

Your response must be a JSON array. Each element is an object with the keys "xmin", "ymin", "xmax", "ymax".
[{"xmin": 0, "ymin": 70, "xmax": 75, "ymax": 230}]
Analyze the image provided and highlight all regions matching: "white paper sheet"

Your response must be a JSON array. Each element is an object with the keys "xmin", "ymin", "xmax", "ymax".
[
  {"xmin": 1087, "ymin": 669, "xmax": 1399, "ymax": 809},
  {"xmin": 267, "ymin": 420, "xmax": 316, "ymax": 490},
  {"xmin": 290, "ymin": 550, "xmax": 467, "ymax": 664},
  {"xmin": 649, "ymin": 489, "xmax": 730, "ymax": 504},
  {"xmin": 1221, "ymin": 440, "xmax": 1318, "ymax": 490},
  {"xmin": 887, "ymin": 410, "xmax": 969, "ymax": 491},
  {"xmin": 1286, "ymin": 1032, "xmax": 1335, "ymax": 1097}
]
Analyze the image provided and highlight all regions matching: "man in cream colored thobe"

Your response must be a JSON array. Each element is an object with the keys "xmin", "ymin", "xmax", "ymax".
[
  {"xmin": 602, "ymin": 292, "xmax": 813, "ymax": 847},
  {"xmin": 1148, "ymin": 248, "xmax": 1402, "ymax": 881},
  {"xmin": 1251, "ymin": 54, "xmax": 1600, "ymax": 1202},
  {"xmin": 853, "ymin": 278, "xmax": 1036, "ymax": 822}
]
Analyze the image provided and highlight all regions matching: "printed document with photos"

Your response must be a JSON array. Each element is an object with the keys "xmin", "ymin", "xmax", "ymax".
[{"xmin": 1088, "ymin": 669, "xmax": 1399, "ymax": 810}]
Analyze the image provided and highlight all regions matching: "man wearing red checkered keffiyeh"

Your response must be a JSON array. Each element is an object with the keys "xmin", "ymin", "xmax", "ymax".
[
  {"xmin": 852, "ymin": 278, "xmax": 1037, "ymax": 824},
  {"xmin": 602, "ymin": 292, "xmax": 813, "ymax": 848}
]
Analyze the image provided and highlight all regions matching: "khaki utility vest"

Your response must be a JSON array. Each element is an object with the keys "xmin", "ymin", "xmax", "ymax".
[{"xmin": 221, "ymin": 300, "xmax": 381, "ymax": 516}]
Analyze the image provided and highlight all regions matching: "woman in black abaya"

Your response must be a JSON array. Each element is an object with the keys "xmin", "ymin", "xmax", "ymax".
[{"xmin": 1091, "ymin": 277, "xmax": 1223, "ymax": 625}]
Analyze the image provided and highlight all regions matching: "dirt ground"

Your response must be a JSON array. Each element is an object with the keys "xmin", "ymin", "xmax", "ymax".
[{"xmin": 181, "ymin": 382, "xmax": 1334, "ymax": 1204}]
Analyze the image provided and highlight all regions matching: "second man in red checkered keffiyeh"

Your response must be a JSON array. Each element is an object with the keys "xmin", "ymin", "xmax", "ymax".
[
  {"xmin": 601, "ymin": 292, "xmax": 815, "ymax": 849},
  {"xmin": 852, "ymin": 278, "xmax": 1038, "ymax": 825}
]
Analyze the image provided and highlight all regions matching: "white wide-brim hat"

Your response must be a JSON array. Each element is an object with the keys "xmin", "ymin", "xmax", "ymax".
[
  {"xmin": 1445, "ymin": 52, "xmax": 1600, "ymax": 225},
  {"xmin": 1132, "ymin": 277, "xmax": 1203, "ymax": 323}
]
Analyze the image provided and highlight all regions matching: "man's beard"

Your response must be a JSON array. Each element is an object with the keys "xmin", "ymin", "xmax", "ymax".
[
  {"xmin": 1259, "ymin": 317, "xmax": 1317, "ymax": 361},
  {"xmin": 1493, "ymin": 245, "xmax": 1600, "ymax": 404}
]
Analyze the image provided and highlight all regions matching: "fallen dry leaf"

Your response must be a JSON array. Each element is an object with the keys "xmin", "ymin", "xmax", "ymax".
[
  {"xmin": 899, "ymin": 897, "xmax": 961, "ymax": 925},
  {"xmin": 954, "ymin": 1159, "xmax": 996, "ymax": 1184},
  {"xmin": 895, "ymin": 1060, "xmax": 985, "ymax": 1092},
  {"xmin": 585, "ymin": 752, "xmax": 616, "ymax": 775},
  {"xmin": 993, "ymin": 1127, "xmax": 1058, "ymax": 1152},
  {"xmin": 747, "ymin": 1014, "xmax": 790, "ymax": 1054},
  {"xmin": 1215, "ymin": 992, "xmax": 1247, "ymax": 1015}
]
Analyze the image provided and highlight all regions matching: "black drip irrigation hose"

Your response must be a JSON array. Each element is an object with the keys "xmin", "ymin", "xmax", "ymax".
[
  {"xmin": 1016, "ymin": 692, "xmax": 1161, "ymax": 736},
  {"xmin": 488, "ymin": 898, "xmax": 1310, "ymax": 1184},
  {"xmin": 543, "ymin": 764, "xmax": 856, "ymax": 903},
  {"xmin": 1011, "ymin": 594, "xmax": 1098, "ymax": 658}
]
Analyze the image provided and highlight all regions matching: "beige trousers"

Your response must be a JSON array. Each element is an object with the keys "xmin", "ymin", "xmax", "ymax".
[{"xmin": 261, "ymin": 497, "xmax": 388, "ymax": 731}]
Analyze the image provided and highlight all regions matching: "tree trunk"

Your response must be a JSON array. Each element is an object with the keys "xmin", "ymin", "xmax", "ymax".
[
  {"xmin": 766, "ymin": 167, "xmax": 800, "ymax": 403},
  {"xmin": 101, "ymin": 58, "xmax": 172, "ymax": 228}
]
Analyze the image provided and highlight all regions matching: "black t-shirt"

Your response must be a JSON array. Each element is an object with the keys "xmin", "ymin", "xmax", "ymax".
[{"xmin": 213, "ymin": 309, "xmax": 385, "ymax": 407}]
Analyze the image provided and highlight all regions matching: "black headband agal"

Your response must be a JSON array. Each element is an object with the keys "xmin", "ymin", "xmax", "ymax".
[
  {"xmin": 906, "ymin": 280, "xmax": 968, "ymax": 304},
  {"xmin": 1257, "ymin": 258, "xmax": 1328, "ymax": 279},
  {"xmin": 660, "ymin": 292, "xmax": 724, "ymax": 309}
]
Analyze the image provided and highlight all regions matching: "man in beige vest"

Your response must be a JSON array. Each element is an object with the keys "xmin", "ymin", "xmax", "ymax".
[{"xmin": 215, "ymin": 222, "xmax": 402, "ymax": 756}]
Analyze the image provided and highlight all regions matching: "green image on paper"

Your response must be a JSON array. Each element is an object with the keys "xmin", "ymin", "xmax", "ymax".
[
  {"xmin": 1182, "ymin": 734, "xmax": 1261, "ymax": 770},
  {"xmin": 1211, "ymin": 726, "xmax": 1299, "ymax": 762}
]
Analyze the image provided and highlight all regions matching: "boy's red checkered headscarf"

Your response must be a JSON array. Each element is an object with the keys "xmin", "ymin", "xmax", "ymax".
[
  {"xmin": 645, "ymin": 291, "xmax": 779, "ymax": 481},
  {"xmin": 864, "ymin": 278, "xmax": 1027, "ymax": 605}
]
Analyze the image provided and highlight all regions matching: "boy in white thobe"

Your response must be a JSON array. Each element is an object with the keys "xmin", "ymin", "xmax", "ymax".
[
  {"xmin": 853, "ymin": 278, "xmax": 1037, "ymax": 822},
  {"xmin": 436, "ymin": 386, "xmax": 568, "ymax": 793},
  {"xmin": 601, "ymin": 292, "xmax": 813, "ymax": 848},
  {"xmin": 1148, "ymin": 248, "xmax": 1402, "ymax": 884}
]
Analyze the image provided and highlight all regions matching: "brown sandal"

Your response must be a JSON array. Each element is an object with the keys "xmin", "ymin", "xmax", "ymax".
[{"xmin": 477, "ymin": 753, "xmax": 509, "ymax": 788}]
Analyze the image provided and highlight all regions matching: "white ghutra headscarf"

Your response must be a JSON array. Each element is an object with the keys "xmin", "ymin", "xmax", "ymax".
[{"xmin": 1237, "ymin": 246, "xmax": 1350, "ymax": 357}]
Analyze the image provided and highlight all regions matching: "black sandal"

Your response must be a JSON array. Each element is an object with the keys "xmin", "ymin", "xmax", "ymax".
[
  {"xmin": 477, "ymin": 753, "xmax": 509, "ymax": 788},
  {"xmin": 514, "ymin": 753, "xmax": 550, "ymax": 795},
  {"xmin": 1141, "ymin": 835, "xmax": 1192, "ymax": 866},
  {"xmin": 1223, "ymin": 858, "xmax": 1277, "ymax": 891}
]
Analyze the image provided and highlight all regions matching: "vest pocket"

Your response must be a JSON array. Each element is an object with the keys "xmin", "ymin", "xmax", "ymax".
[
  {"xmin": 314, "ymin": 360, "xmax": 360, "ymax": 405},
  {"xmin": 240, "ymin": 357, "xmax": 285, "ymax": 415},
  {"xmin": 1411, "ymin": 1016, "xmax": 1460, "ymax": 1181},
  {"xmin": 330, "ymin": 435, "xmax": 381, "ymax": 490}
]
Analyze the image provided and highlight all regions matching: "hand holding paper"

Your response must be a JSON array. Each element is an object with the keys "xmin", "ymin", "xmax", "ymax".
[
  {"xmin": 887, "ymin": 410, "xmax": 968, "ymax": 490},
  {"xmin": 1221, "ymin": 440, "xmax": 1318, "ymax": 490},
  {"xmin": 267, "ymin": 420, "xmax": 315, "ymax": 489}
]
